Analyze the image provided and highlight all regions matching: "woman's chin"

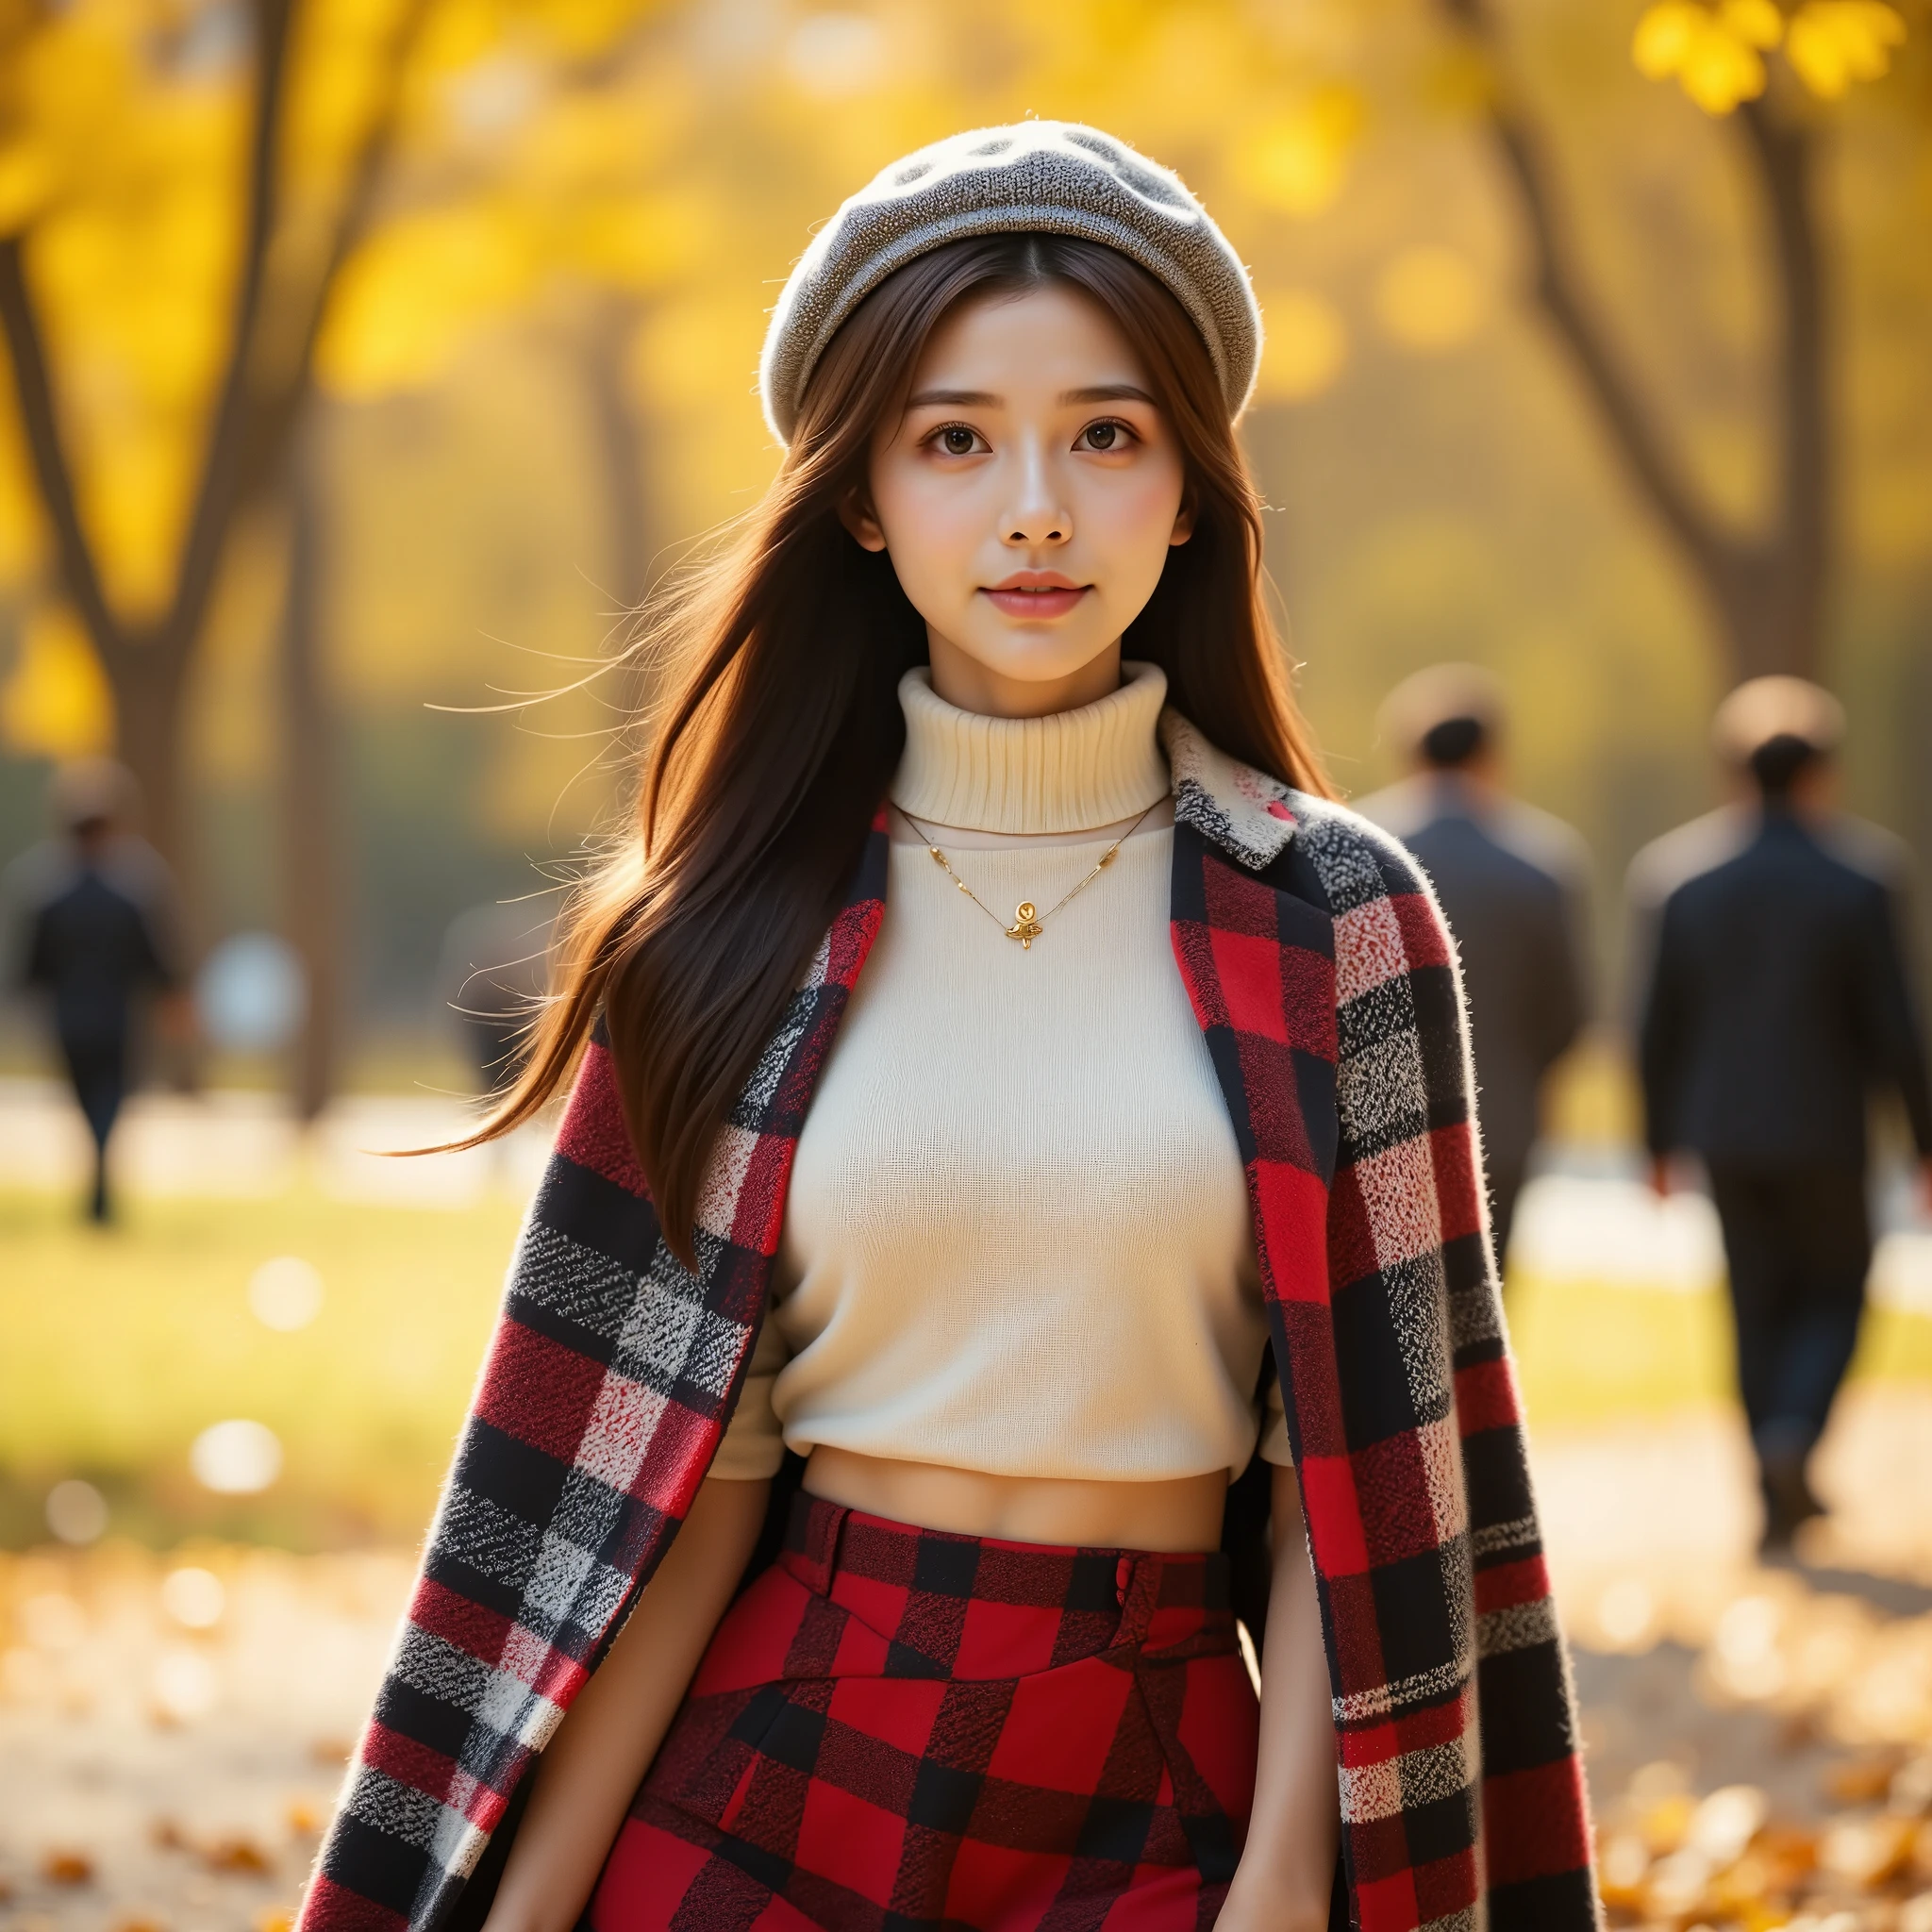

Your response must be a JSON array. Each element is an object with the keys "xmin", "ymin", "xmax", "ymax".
[{"xmin": 947, "ymin": 631, "xmax": 1116, "ymax": 682}]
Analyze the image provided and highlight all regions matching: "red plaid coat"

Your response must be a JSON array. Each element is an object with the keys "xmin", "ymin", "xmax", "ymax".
[{"xmin": 300, "ymin": 715, "xmax": 1598, "ymax": 1932}]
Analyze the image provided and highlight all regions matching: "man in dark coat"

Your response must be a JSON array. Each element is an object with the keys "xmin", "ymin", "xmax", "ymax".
[
  {"xmin": 5, "ymin": 759, "xmax": 182, "ymax": 1221},
  {"xmin": 1358, "ymin": 663, "xmax": 1592, "ymax": 1277},
  {"xmin": 1633, "ymin": 676, "xmax": 1932, "ymax": 1549}
]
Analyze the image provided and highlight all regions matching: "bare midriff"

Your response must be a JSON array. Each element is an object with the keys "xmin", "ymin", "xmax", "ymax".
[{"xmin": 803, "ymin": 1445, "xmax": 1231, "ymax": 1553}]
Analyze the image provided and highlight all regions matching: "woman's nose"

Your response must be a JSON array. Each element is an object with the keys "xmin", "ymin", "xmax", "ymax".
[{"xmin": 1002, "ymin": 443, "xmax": 1071, "ymax": 546}]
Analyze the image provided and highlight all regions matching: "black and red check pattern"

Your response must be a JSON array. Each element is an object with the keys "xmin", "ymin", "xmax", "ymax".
[
  {"xmin": 302, "ymin": 717, "xmax": 1595, "ymax": 1932},
  {"xmin": 592, "ymin": 1493, "xmax": 1257, "ymax": 1932},
  {"xmin": 1167, "ymin": 745, "xmax": 1597, "ymax": 1932},
  {"xmin": 298, "ymin": 820, "xmax": 890, "ymax": 1932}
]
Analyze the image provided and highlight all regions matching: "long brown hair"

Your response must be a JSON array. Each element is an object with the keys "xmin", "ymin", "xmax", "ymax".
[{"xmin": 470, "ymin": 234, "xmax": 1330, "ymax": 1261}]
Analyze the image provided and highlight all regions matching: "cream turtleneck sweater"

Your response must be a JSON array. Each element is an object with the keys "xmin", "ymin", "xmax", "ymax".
[{"xmin": 711, "ymin": 660, "xmax": 1290, "ymax": 1483}]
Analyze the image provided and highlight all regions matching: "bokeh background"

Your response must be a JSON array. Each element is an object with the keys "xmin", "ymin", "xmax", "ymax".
[{"xmin": 2, "ymin": 0, "xmax": 1931, "ymax": 1926}]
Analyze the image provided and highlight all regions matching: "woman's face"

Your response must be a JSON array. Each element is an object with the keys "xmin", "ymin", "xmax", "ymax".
[{"xmin": 843, "ymin": 282, "xmax": 1192, "ymax": 719}]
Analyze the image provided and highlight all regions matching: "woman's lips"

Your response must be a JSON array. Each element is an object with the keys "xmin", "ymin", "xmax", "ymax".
[{"xmin": 982, "ymin": 584, "xmax": 1090, "ymax": 620}]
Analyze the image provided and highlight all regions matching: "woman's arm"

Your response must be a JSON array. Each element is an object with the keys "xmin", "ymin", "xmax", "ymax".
[
  {"xmin": 1216, "ymin": 1463, "xmax": 1340, "ymax": 1932},
  {"xmin": 480, "ymin": 1474, "xmax": 770, "ymax": 1932}
]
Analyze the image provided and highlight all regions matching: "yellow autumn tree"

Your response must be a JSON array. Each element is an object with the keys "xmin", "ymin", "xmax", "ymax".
[
  {"xmin": 3, "ymin": 0, "xmax": 1926, "ymax": 1113},
  {"xmin": 1441, "ymin": 0, "xmax": 1914, "ymax": 679},
  {"xmin": 0, "ymin": 0, "xmax": 678, "ymax": 879}
]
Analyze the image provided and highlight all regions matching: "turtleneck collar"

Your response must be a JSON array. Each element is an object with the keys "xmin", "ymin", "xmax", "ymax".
[{"xmin": 891, "ymin": 661, "xmax": 1171, "ymax": 835}]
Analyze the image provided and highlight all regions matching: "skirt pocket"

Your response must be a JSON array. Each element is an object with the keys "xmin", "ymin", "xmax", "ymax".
[
  {"xmin": 1133, "ymin": 1647, "xmax": 1259, "ymax": 1889},
  {"xmin": 639, "ymin": 1681, "xmax": 776, "ymax": 1836}
]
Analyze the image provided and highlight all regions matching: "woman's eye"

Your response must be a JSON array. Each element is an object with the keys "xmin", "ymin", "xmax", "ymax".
[
  {"xmin": 937, "ymin": 425, "xmax": 980, "ymax": 456},
  {"xmin": 1078, "ymin": 420, "xmax": 1131, "ymax": 452}
]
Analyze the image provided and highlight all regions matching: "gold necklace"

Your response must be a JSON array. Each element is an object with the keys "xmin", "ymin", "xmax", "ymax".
[{"xmin": 897, "ymin": 801, "xmax": 1161, "ymax": 950}]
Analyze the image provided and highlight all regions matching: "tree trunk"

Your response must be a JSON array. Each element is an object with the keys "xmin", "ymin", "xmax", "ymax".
[
  {"xmin": 280, "ymin": 418, "xmax": 341, "ymax": 1119},
  {"xmin": 583, "ymin": 293, "xmax": 655, "ymax": 623},
  {"xmin": 0, "ymin": 0, "xmax": 427, "ymax": 928},
  {"xmin": 1441, "ymin": 0, "xmax": 1832, "ymax": 686},
  {"xmin": 105, "ymin": 641, "xmax": 195, "ymax": 908},
  {"xmin": 1736, "ymin": 95, "xmax": 1829, "ymax": 680},
  {"xmin": 0, "ymin": 0, "xmax": 292, "ymax": 907}
]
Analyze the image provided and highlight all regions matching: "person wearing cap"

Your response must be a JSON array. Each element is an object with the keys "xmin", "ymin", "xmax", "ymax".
[
  {"xmin": 300, "ymin": 125, "xmax": 1593, "ymax": 1932},
  {"xmin": 1357, "ymin": 664, "xmax": 1592, "ymax": 1279},
  {"xmin": 1632, "ymin": 676, "xmax": 1932, "ymax": 1551},
  {"xmin": 2, "ymin": 758, "xmax": 183, "ymax": 1221}
]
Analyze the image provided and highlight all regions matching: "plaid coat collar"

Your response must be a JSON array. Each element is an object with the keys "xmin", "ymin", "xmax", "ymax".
[{"xmin": 302, "ymin": 717, "xmax": 1597, "ymax": 1932}]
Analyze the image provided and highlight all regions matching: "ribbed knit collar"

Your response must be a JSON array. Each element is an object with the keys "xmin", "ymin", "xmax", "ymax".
[{"xmin": 891, "ymin": 660, "xmax": 1171, "ymax": 835}]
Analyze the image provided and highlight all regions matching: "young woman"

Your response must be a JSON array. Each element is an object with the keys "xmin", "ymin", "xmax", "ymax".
[{"xmin": 299, "ymin": 125, "xmax": 1596, "ymax": 1932}]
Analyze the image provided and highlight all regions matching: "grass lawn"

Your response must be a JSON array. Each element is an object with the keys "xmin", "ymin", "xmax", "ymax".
[
  {"xmin": 3, "ymin": 1182, "xmax": 1929, "ymax": 1550},
  {"xmin": 1508, "ymin": 1268, "xmax": 1932, "ymax": 1424},
  {"xmin": 0, "ymin": 1185, "xmax": 524, "ymax": 1548}
]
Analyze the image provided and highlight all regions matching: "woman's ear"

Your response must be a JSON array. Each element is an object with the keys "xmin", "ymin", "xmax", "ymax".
[
  {"xmin": 1169, "ymin": 491, "xmax": 1196, "ymax": 547},
  {"xmin": 838, "ymin": 487, "xmax": 889, "ymax": 554}
]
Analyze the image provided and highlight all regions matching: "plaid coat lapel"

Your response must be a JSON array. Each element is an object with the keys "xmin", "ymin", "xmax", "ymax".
[
  {"xmin": 1165, "ymin": 713, "xmax": 1597, "ymax": 1932},
  {"xmin": 299, "ymin": 815, "xmax": 889, "ymax": 1932}
]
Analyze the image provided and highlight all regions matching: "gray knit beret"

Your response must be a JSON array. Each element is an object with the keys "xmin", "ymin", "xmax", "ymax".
[{"xmin": 759, "ymin": 121, "xmax": 1262, "ymax": 444}]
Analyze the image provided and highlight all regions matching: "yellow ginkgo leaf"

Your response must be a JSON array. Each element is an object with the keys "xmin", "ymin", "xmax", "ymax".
[
  {"xmin": 527, "ymin": 0, "xmax": 656, "ymax": 59},
  {"xmin": 92, "ymin": 436, "xmax": 196, "ymax": 620},
  {"xmin": 414, "ymin": 0, "xmax": 508, "ymax": 82},
  {"xmin": 632, "ymin": 295, "xmax": 762, "ymax": 413},
  {"xmin": 291, "ymin": 43, "xmax": 391, "ymax": 163},
  {"xmin": 1680, "ymin": 17, "xmax": 1769, "ymax": 109},
  {"xmin": 0, "ymin": 604, "xmax": 115, "ymax": 760},
  {"xmin": 520, "ymin": 91, "xmax": 649, "ymax": 189},
  {"xmin": 1633, "ymin": 2, "xmax": 1705, "ymax": 76},
  {"xmin": 1720, "ymin": 0, "xmax": 1784, "ymax": 48},
  {"xmin": 120, "ymin": 289, "xmax": 227, "ymax": 406},
  {"xmin": 0, "ymin": 142, "xmax": 59, "ymax": 230},
  {"xmin": 317, "ymin": 203, "xmax": 538, "ymax": 397},
  {"xmin": 1632, "ymin": 1, "xmax": 1780, "ymax": 106},
  {"xmin": 1233, "ymin": 88, "xmax": 1366, "ymax": 220},
  {"xmin": 1785, "ymin": 0, "xmax": 1906, "ymax": 96},
  {"xmin": 1255, "ymin": 291, "xmax": 1348, "ymax": 404},
  {"xmin": 1374, "ymin": 247, "xmax": 1488, "ymax": 354},
  {"xmin": 564, "ymin": 192, "xmax": 701, "ymax": 291}
]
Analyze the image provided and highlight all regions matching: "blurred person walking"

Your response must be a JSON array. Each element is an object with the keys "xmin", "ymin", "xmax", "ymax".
[
  {"xmin": 3, "ymin": 759, "xmax": 184, "ymax": 1221},
  {"xmin": 1632, "ymin": 676, "xmax": 1932, "ymax": 1551},
  {"xmin": 1357, "ymin": 663, "xmax": 1591, "ymax": 1276}
]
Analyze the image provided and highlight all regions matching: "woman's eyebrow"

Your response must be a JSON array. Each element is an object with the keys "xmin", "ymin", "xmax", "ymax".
[
  {"xmin": 1061, "ymin": 383, "xmax": 1157, "ymax": 406},
  {"xmin": 905, "ymin": 387, "xmax": 1001, "ymax": 408},
  {"xmin": 902, "ymin": 383, "xmax": 1157, "ymax": 409}
]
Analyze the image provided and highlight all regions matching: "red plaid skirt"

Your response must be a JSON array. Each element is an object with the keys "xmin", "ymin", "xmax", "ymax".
[{"xmin": 589, "ymin": 1493, "xmax": 1260, "ymax": 1931}]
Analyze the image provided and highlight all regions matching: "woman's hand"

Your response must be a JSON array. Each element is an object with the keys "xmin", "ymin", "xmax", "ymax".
[
  {"xmin": 1216, "ymin": 1462, "xmax": 1340, "ymax": 1930},
  {"xmin": 478, "ymin": 1475, "xmax": 769, "ymax": 1932}
]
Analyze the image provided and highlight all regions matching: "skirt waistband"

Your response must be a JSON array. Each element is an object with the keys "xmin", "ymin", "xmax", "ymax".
[
  {"xmin": 779, "ymin": 1489, "xmax": 1232, "ymax": 1667},
  {"xmin": 602, "ymin": 1492, "xmax": 1260, "ymax": 1927}
]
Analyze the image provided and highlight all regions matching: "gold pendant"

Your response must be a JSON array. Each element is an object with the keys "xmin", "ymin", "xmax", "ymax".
[{"xmin": 1006, "ymin": 901, "xmax": 1042, "ymax": 949}]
